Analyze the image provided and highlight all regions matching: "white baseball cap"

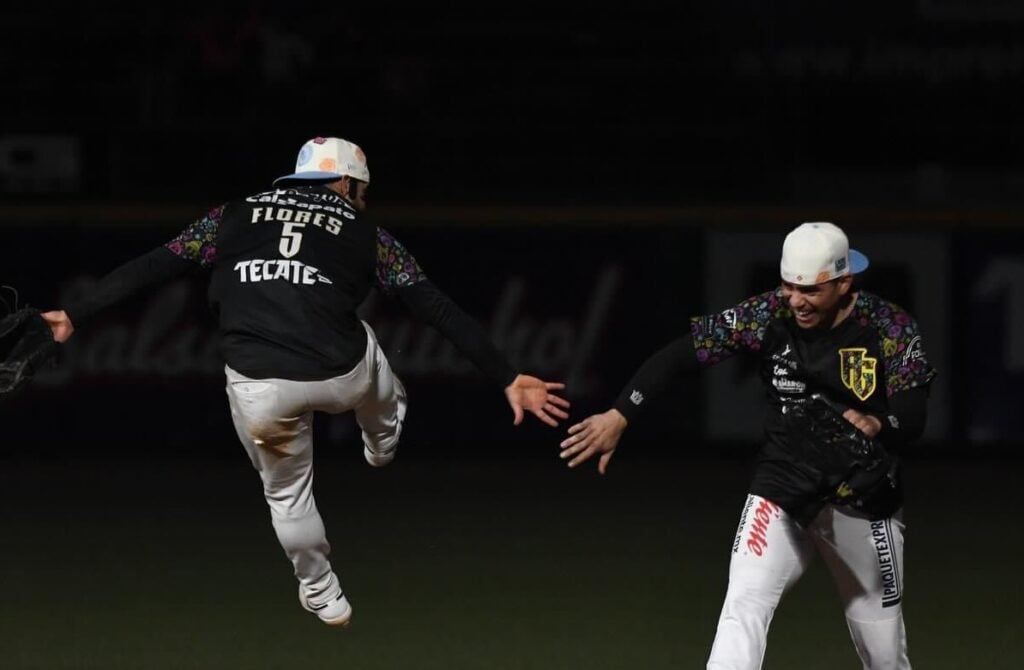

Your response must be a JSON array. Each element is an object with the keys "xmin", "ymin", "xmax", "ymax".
[
  {"xmin": 274, "ymin": 136, "xmax": 370, "ymax": 186},
  {"xmin": 780, "ymin": 222, "xmax": 869, "ymax": 285}
]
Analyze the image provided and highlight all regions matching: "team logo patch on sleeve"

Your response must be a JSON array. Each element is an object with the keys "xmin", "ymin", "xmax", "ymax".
[
  {"xmin": 901, "ymin": 335, "xmax": 925, "ymax": 366},
  {"xmin": 839, "ymin": 347, "xmax": 878, "ymax": 401}
]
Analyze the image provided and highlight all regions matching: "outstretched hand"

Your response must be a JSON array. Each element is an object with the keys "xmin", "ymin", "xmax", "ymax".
[
  {"xmin": 504, "ymin": 374, "xmax": 570, "ymax": 427},
  {"xmin": 559, "ymin": 408, "xmax": 627, "ymax": 474},
  {"xmin": 40, "ymin": 310, "xmax": 74, "ymax": 343}
]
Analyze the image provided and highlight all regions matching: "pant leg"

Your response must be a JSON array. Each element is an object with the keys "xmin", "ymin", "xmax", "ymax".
[
  {"xmin": 707, "ymin": 495, "xmax": 816, "ymax": 670},
  {"xmin": 350, "ymin": 322, "xmax": 407, "ymax": 464},
  {"xmin": 225, "ymin": 366, "xmax": 338, "ymax": 600},
  {"xmin": 809, "ymin": 506, "xmax": 911, "ymax": 670}
]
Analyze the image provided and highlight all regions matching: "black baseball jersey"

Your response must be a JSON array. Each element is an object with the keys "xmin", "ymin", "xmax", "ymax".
[
  {"xmin": 67, "ymin": 184, "xmax": 516, "ymax": 386},
  {"xmin": 166, "ymin": 186, "xmax": 423, "ymax": 379},
  {"xmin": 690, "ymin": 287, "xmax": 937, "ymax": 522}
]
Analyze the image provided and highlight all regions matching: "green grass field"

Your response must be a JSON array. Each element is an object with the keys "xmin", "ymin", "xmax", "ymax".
[{"xmin": 2, "ymin": 450, "xmax": 1020, "ymax": 669}]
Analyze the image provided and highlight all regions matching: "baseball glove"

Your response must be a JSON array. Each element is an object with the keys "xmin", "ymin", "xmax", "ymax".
[
  {"xmin": 0, "ymin": 307, "xmax": 58, "ymax": 396},
  {"xmin": 783, "ymin": 393, "xmax": 900, "ymax": 518}
]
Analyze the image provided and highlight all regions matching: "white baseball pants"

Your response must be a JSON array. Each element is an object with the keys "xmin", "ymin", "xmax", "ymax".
[
  {"xmin": 707, "ymin": 494, "xmax": 910, "ymax": 670},
  {"xmin": 224, "ymin": 321, "xmax": 406, "ymax": 604}
]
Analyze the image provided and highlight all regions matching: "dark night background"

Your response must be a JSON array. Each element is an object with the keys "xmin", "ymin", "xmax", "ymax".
[{"xmin": 1, "ymin": 3, "xmax": 1022, "ymax": 668}]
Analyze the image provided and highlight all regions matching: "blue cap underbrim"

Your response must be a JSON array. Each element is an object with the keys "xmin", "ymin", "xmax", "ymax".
[
  {"xmin": 273, "ymin": 171, "xmax": 343, "ymax": 186},
  {"xmin": 850, "ymin": 249, "xmax": 869, "ymax": 274}
]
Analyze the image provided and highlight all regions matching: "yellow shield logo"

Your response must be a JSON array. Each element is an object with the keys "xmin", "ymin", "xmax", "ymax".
[{"xmin": 839, "ymin": 348, "xmax": 877, "ymax": 401}]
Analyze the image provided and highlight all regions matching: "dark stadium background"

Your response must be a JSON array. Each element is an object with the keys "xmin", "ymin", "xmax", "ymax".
[{"xmin": 2, "ymin": 4, "xmax": 1022, "ymax": 668}]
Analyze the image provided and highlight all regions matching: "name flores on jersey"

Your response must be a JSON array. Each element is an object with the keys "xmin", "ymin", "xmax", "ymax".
[
  {"xmin": 234, "ymin": 259, "xmax": 333, "ymax": 285},
  {"xmin": 251, "ymin": 206, "xmax": 348, "ymax": 235}
]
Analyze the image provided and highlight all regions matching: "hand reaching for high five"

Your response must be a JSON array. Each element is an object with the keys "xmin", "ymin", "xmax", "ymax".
[
  {"xmin": 559, "ymin": 408, "xmax": 628, "ymax": 474},
  {"xmin": 504, "ymin": 374, "xmax": 571, "ymax": 427}
]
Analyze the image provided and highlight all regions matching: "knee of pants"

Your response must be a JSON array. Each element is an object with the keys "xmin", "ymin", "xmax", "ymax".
[
  {"xmin": 358, "ymin": 388, "xmax": 406, "ymax": 448},
  {"xmin": 722, "ymin": 575, "xmax": 786, "ymax": 612},
  {"xmin": 846, "ymin": 614, "xmax": 909, "ymax": 669},
  {"xmin": 266, "ymin": 490, "xmax": 317, "ymax": 522},
  {"xmin": 845, "ymin": 594, "xmax": 905, "ymax": 624}
]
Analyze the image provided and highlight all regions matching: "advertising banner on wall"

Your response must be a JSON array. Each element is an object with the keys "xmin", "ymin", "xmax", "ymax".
[
  {"xmin": 4, "ymin": 211, "xmax": 1013, "ymax": 454},
  {"xmin": 957, "ymin": 227, "xmax": 1024, "ymax": 443},
  {"xmin": 3, "ymin": 218, "xmax": 704, "ymax": 455}
]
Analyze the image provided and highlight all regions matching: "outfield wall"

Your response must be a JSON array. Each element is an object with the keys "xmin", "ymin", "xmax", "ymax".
[{"xmin": 2, "ymin": 205, "xmax": 1020, "ymax": 454}]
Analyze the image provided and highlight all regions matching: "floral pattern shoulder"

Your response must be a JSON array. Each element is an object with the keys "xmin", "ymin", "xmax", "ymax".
[
  {"xmin": 376, "ymin": 227, "xmax": 427, "ymax": 294},
  {"xmin": 853, "ymin": 291, "xmax": 937, "ymax": 396},
  {"xmin": 690, "ymin": 288, "xmax": 790, "ymax": 366},
  {"xmin": 164, "ymin": 204, "xmax": 224, "ymax": 268}
]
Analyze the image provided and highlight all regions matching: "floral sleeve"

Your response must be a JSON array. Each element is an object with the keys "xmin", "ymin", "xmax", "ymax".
[
  {"xmin": 689, "ymin": 289, "xmax": 789, "ymax": 367},
  {"xmin": 858, "ymin": 295, "xmax": 938, "ymax": 396},
  {"xmin": 164, "ymin": 205, "xmax": 223, "ymax": 268},
  {"xmin": 376, "ymin": 227, "xmax": 427, "ymax": 294}
]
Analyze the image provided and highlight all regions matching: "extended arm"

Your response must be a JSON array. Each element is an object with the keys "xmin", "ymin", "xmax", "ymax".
[
  {"xmin": 41, "ymin": 247, "xmax": 196, "ymax": 342},
  {"xmin": 560, "ymin": 334, "xmax": 698, "ymax": 473},
  {"xmin": 395, "ymin": 280, "xmax": 517, "ymax": 387},
  {"xmin": 393, "ymin": 279, "xmax": 569, "ymax": 427},
  {"xmin": 41, "ymin": 206, "xmax": 221, "ymax": 342}
]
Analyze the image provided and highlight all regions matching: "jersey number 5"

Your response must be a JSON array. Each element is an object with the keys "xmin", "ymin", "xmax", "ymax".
[{"xmin": 279, "ymin": 221, "xmax": 305, "ymax": 258}]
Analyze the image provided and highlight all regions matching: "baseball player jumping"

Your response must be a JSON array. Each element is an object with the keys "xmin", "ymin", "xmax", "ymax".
[
  {"xmin": 40, "ymin": 136, "xmax": 570, "ymax": 627},
  {"xmin": 559, "ymin": 222, "xmax": 935, "ymax": 669}
]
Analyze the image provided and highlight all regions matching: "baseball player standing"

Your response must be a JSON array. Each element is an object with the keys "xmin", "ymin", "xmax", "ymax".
[
  {"xmin": 40, "ymin": 136, "xmax": 570, "ymax": 627},
  {"xmin": 559, "ymin": 222, "xmax": 935, "ymax": 669}
]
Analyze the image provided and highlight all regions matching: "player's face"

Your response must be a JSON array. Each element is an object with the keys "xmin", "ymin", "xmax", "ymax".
[{"xmin": 780, "ymin": 276, "xmax": 852, "ymax": 329}]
